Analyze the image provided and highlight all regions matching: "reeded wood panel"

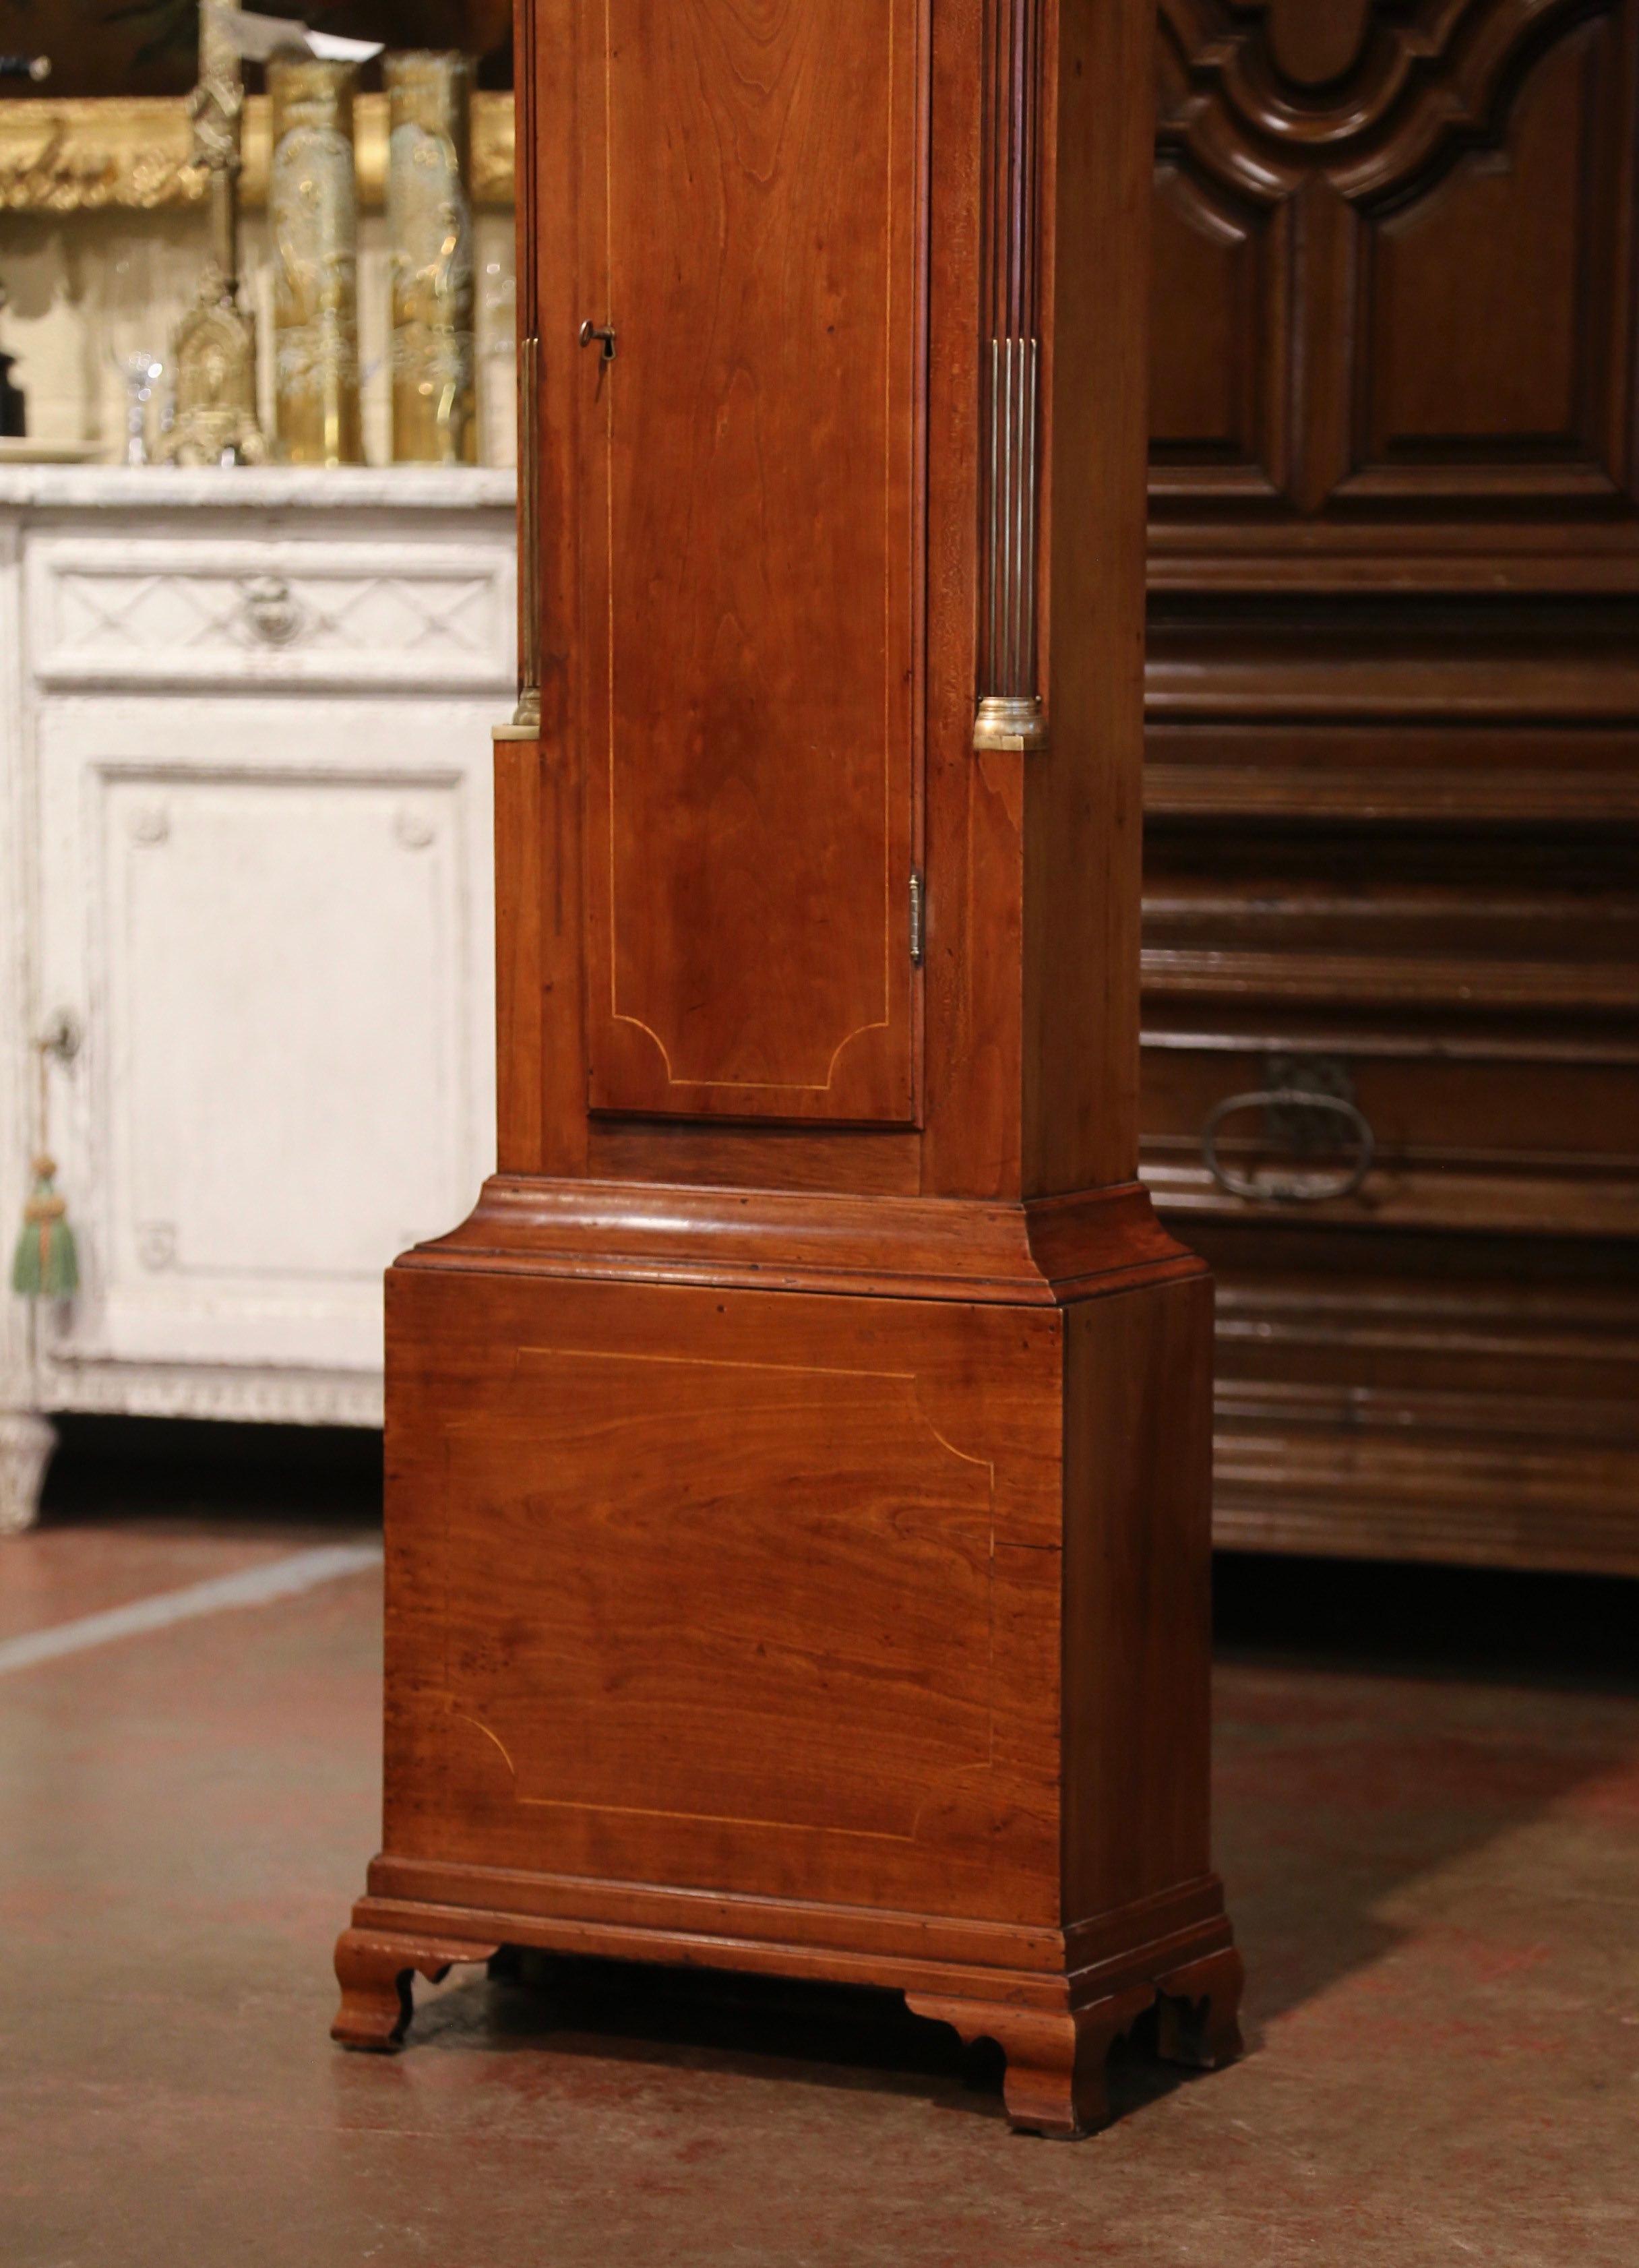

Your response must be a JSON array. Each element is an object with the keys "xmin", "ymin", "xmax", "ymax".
[{"xmin": 576, "ymin": 0, "xmax": 923, "ymax": 1124}]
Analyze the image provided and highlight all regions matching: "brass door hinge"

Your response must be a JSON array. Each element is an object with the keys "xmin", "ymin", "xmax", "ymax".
[{"xmin": 909, "ymin": 869, "xmax": 925, "ymax": 966}]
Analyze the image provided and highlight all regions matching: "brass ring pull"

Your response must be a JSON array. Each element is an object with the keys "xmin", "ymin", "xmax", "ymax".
[{"xmin": 1201, "ymin": 1088, "xmax": 1375, "ymax": 1206}]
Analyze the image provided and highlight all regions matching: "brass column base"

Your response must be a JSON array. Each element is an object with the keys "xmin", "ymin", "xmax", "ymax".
[{"xmin": 972, "ymin": 694, "xmax": 1049, "ymax": 753}]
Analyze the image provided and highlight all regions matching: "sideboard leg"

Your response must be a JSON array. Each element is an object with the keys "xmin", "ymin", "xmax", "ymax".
[
  {"xmin": 906, "ymin": 1986, "xmax": 1155, "ymax": 2139},
  {"xmin": 0, "ymin": 1411, "xmax": 55, "ymax": 1536},
  {"xmin": 331, "ymin": 1927, "xmax": 502, "ymax": 2052},
  {"xmin": 1154, "ymin": 1945, "xmax": 1246, "ymax": 2071}
]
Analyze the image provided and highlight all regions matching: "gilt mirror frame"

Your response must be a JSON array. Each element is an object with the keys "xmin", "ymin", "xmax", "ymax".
[{"xmin": 0, "ymin": 90, "xmax": 514, "ymax": 213}]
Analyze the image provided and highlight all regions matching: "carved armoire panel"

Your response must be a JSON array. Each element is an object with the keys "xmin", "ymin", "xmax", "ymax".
[
  {"xmin": 1143, "ymin": 0, "xmax": 1639, "ymax": 1574},
  {"xmin": 1152, "ymin": 0, "xmax": 1639, "ymax": 513}
]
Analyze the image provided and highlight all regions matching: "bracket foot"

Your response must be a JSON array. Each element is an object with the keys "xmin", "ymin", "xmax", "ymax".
[
  {"xmin": 331, "ymin": 1927, "xmax": 501, "ymax": 2052},
  {"xmin": 906, "ymin": 1986, "xmax": 1156, "ymax": 2139}
]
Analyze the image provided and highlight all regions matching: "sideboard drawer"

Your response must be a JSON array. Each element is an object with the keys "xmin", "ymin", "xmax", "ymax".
[
  {"xmin": 1138, "ymin": 818, "xmax": 1639, "ymax": 1237},
  {"xmin": 1140, "ymin": 1039, "xmax": 1639, "ymax": 1237},
  {"xmin": 25, "ymin": 532, "xmax": 516, "ymax": 693}
]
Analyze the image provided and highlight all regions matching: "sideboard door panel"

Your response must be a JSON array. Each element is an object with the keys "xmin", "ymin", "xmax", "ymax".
[
  {"xmin": 34, "ymin": 694, "xmax": 497, "ymax": 1381},
  {"xmin": 576, "ymin": 0, "xmax": 923, "ymax": 1124}
]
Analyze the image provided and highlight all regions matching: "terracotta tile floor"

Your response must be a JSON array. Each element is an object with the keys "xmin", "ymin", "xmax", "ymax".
[{"xmin": 3, "ymin": 1504, "xmax": 1638, "ymax": 2266}]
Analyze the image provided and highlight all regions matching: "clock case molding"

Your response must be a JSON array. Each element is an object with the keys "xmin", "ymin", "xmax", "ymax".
[{"xmin": 333, "ymin": 0, "xmax": 1242, "ymax": 2140}]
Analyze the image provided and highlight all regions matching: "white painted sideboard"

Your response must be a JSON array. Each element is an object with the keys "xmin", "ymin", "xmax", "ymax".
[{"xmin": 0, "ymin": 466, "xmax": 514, "ymax": 1531}]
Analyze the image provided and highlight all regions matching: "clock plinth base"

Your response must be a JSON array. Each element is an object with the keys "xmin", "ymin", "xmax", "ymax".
[
  {"xmin": 336, "ymin": 1177, "xmax": 1237, "ymax": 2137},
  {"xmin": 332, "ymin": 1874, "xmax": 1239, "ymax": 2135}
]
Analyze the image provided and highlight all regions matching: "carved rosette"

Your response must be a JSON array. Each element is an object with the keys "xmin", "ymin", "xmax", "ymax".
[{"xmin": 975, "ymin": 0, "xmax": 1048, "ymax": 754}]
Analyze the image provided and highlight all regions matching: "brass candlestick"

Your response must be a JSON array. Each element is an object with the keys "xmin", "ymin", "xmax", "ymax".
[
  {"xmin": 386, "ymin": 51, "xmax": 476, "ymax": 464},
  {"xmin": 269, "ymin": 55, "xmax": 363, "ymax": 466},
  {"xmin": 158, "ymin": 0, "xmax": 265, "ymax": 465}
]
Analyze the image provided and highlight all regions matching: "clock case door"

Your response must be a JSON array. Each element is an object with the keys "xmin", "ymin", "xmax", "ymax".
[{"xmin": 569, "ymin": 0, "xmax": 926, "ymax": 1126}]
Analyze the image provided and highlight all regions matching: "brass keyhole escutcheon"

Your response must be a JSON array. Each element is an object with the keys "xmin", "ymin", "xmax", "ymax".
[{"xmin": 578, "ymin": 320, "xmax": 617, "ymax": 362}]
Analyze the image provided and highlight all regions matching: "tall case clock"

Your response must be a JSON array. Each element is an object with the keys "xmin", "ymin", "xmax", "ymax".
[{"xmin": 333, "ymin": 0, "xmax": 1243, "ymax": 2139}]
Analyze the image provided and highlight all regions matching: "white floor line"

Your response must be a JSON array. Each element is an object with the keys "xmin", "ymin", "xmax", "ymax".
[{"xmin": 0, "ymin": 1541, "xmax": 383, "ymax": 1678}]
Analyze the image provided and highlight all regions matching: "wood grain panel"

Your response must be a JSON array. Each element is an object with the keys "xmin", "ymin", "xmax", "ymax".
[
  {"xmin": 1063, "ymin": 1272, "xmax": 1213, "ymax": 1922},
  {"xmin": 1150, "ymin": 164, "xmax": 1282, "ymax": 497},
  {"xmin": 1145, "ymin": 723, "xmax": 1639, "ymax": 825},
  {"xmin": 577, "ymin": 0, "xmax": 924, "ymax": 1123},
  {"xmin": 1022, "ymin": 0, "xmax": 1156, "ymax": 1194},
  {"xmin": 383, "ymin": 1265, "xmax": 1063, "ymax": 1920},
  {"xmin": 447, "ymin": 1350, "xmax": 998, "ymax": 1836},
  {"xmin": 586, "ymin": 1119, "xmax": 923, "ymax": 1196},
  {"xmin": 1353, "ymin": 18, "xmax": 1617, "ymax": 492},
  {"xmin": 493, "ymin": 737, "xmax": 546, "ymax": 1173},
  {"xmin": 1196, "ymin": 1237, "xmax": 1639, "ymax": 1574}
]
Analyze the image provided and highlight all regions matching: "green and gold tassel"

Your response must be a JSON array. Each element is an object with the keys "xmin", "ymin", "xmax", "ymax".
[{"xmin": 11, "ymin": 1151, "xmax": 78, "ymax": 1299}]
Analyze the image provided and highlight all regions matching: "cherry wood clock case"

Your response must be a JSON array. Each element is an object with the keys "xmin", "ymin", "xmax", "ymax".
[{"xmin": 332, "ymin": 0, "xmax": 1243, "ymax": 2139}]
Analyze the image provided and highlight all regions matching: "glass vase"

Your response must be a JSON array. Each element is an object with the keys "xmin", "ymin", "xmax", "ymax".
[
  {"xmin": 386, "ymin": 51, "xmax": 476, "ymax": 465},
  {"xmin": 269, "ymin": 55, "xmax": 363, "ymax": 466}
]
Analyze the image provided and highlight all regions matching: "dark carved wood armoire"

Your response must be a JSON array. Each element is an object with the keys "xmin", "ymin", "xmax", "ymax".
[
  {"xmin": 332, "ymin": 0, "xmax": 1242, "ymax": 2139},
  {"xmin": 1142, "ymin": 0, "xmax": 1639, "ymax": 1572}
]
